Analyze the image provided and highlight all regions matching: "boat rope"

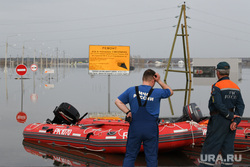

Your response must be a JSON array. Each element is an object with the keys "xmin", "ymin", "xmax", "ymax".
[
  {"xmin": 84, "ymin": 146, "xmax": 105, "ymax": 152},
  {"xmin": 117, "ymin": 128, "xmax": 125, "ymax": 138},
  {"xmin": 173, "ymin": 123, "xmax": 185, "ymax": 130},
  {"xmin": 83, "ymin": 127, "xmax": 102, "ymax": 135},
  {"xmin": 159, "ymin": 123, "xmax": 178, "ymax": 133},
  {"xmin": 235, "ymin": 127, "xmax": 248, "ymax": 137},
  {"xmin": 234, "ymin": 148, "xmax": 250, "ymax": 153},
  {"xmin": 244, "ymin": 128, "xmax": 249, "ymax": 136},
  {"xmin": 189, "ymin": 120, "xmax": 195, "ymax": 146},
  {"xmin": 94, "ymin": 129, "xmax": 111, "ymax": 136},
  {"xmin": 27, "ymin": 123, "xmax": 42, "ymax": 130},
  {"xmin": 84, "ymin": 126, "xmax": 125, "ymax": 137},
  {"xmin": 159, "ymin": 125, "xmax": 168, "ymax": 133},
  {"xmin": 186, "ymin": 120, "xmax": 200, "ymax": 127}
]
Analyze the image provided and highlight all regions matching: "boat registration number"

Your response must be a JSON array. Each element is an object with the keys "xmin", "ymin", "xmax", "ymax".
[{"xmin": 53, "ymin": 128, "xmax": 72, "ymax": 136}]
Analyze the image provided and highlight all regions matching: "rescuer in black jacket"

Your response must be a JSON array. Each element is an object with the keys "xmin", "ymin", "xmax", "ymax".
[{"xmin": 199, "ymin": 61, "xmax": 245, "ymax": 167}]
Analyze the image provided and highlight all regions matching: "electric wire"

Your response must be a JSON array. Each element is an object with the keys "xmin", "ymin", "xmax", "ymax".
[
  {"xmin": 186, "ymin": 7, "xmax": 250, "ymax": 43},
  {"xmin": 12, "ymin": 16, "xmax": 175, "ymax": 35},
  {"xmin": 34, "ymin": 25, "xmax": 174, "ymax": 43},
  {"xmin": 0, "ymin": 6, "xmax": 177, "ymax": 26},
  {"xmin": 191, "ymin": 27, "xmax": 250, "ymax": 43},
  {"xmin": 191, "ymin": 7, "xmax": 250, "ymax": 27},
  {"xmin": 191, "ymin": 18, "xmax": 250, "ymax": 36},
  {"xmin": 2, "ymin": 4, "xmax": 250, "ymax": 54}
]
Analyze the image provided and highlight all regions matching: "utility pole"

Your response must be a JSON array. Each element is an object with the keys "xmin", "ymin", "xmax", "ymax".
[{"xmin": 164, "ymin": 3, "xmax": 193, "ymax": 115}]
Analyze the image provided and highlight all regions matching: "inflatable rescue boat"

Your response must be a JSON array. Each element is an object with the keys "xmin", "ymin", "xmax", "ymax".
[
  {"xmin": 178, "ymin": 103, "xmax": 250, "ymax": 151},
  {"xmin": 198, "ymin": 119, "xmax": 250, "ymax": 151},
  {"xmin": 23, "ymin": 103, "xmax": 204, "ymax": 153}
]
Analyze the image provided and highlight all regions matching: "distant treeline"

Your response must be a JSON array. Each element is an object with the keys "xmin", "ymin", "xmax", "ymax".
[{"xmin": 1, "ymin": 57, "xmax": 250, "ymax": 68}]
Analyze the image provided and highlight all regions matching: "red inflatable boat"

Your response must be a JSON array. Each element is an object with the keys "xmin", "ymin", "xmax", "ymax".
[
  {"xmin": 23, "ymin": 118, "xmax": 203, "ymax": 153},
  {"xmin": 198, "ymin": 119, "xmax": 250, "ymax": 151},
  {"xmin": 176, "ymin": 103, "xmax": 250, "ymax": 151},
  {"xmin": 23, "ymin": 102, "xmax": 250, "ymax": 153}
]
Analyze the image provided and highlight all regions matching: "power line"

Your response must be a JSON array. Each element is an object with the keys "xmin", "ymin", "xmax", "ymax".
[
  {"xmin": 191, "ymin": 7, "xmax": 250, "ymax": 27},
  {"xmin": 35, "ymin": 25, "xmax": 174, "ymax": 43},
  {"xmin": 191, "ymin": 18, "xmax": 250, "ymax": 35},
  {"xmin": 0, "ymin": 6, "xmax": 177, "ymax": 26},
  {"xmin": 191, "ymin": 27, "xmax": 250, "ymax": 43},
  {"xmin": 12, "ymin": 16, "xmax": 175, "ymax": 35}
]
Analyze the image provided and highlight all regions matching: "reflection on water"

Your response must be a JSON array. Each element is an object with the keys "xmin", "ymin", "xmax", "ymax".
[
  {"xmin": 22, "ymin": 140, "xmax": 198, "ymax": 166},
  {"xmin": 22, "ymin": 140, "xmax": 127, "ymax": 166},
  {"xmin": 0, "ymin": 64, "xmax": 250, "ymax": 166},
  {"xmin": 22, "ymin": 140, "xmax": 250, "ymax": 166}
]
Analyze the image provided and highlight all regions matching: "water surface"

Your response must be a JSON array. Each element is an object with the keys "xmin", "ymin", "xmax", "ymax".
[{"xmin": 0, "ymin": 65, "xmax": 249, "ymax": 166}]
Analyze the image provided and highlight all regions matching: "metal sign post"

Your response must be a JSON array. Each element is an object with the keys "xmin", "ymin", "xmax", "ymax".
[{"xmin": 16, "ymin": 64, "xmax": 28, "ymax": 114}]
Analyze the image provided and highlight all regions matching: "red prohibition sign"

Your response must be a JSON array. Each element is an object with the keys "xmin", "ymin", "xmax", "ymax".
[
  {"xmin": 16, "ymin": 64, "xmax": 27, "ymax": 76},
  {"xmin": 30, "ymin": 64, "xmax": 38, "ymax": 72},
  {"xmin": 16, "ymin": 111, "xmax": 27, "ymax": 123}
]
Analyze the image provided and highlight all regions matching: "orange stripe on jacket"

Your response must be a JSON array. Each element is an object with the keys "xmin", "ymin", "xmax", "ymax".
[{"xmin": 214, "ymin": 80, "xmax": 240, "ymax": 90}]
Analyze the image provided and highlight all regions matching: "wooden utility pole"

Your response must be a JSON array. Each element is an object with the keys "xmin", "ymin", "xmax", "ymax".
[{"xmin": 164, "ymin": 3, "xmax": 193, "ymax": 115}]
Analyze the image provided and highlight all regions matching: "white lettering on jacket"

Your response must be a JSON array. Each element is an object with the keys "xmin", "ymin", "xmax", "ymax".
[{"xmin": 133, "ymin": 92, "xmax": 154, "ymax": 101}]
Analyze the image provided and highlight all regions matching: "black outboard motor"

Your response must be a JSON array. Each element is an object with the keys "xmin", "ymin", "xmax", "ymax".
[
  {"xmin": 51, "ymin": 102, "xmax": 80, "ymax": 125},
  {"xmin": 175, "ymin": 103, "xmax": 204, "ymax": 123}
]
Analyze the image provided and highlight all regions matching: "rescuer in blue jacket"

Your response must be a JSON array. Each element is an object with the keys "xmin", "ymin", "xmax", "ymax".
[
  {"xmin": 115, "ymin": 69, "xmax": 173, "ymax": 167},
  {"xmin": 199, "ymin": 62, "xmax": 245, "ymax": 167}
]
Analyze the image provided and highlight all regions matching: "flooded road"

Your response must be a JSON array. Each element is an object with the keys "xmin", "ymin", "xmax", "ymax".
[{"xmin": 0, "ymin": 64, "xmax": 249, "ymax": 166}]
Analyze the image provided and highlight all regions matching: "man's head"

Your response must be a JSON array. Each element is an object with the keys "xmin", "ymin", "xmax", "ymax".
[
  {"xmin": 216, "ymin": 61, "xmax": 230, "ymax": 77},
  {"xmin": 142, "ymin": 69, "xmax": 156, "ymax": 82}
]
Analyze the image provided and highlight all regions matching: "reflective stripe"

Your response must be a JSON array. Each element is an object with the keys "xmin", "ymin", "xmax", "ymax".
[
  {"xmin": 226, "ymin": 114, "xmax": 229, "ymax": 118},
  {"xmin": 220, "ymin": 88, "xmax": 240, "ymax": 91}
]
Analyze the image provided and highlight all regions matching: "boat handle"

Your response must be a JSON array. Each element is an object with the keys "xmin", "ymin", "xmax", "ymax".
[
  {"xmin": 86, "ymin": 132, "xmax": 94, "ymax": 140},
  {"xmin": 84, "ymin": 146, "xmax": 105, "ymax": 152},
  {"xmin": 46, "ymin": 128, "xmax": 53, "ymax": 133},
  {"xmin": 245, "ymin": 133, "xmax": 250, "ymax": 139}
]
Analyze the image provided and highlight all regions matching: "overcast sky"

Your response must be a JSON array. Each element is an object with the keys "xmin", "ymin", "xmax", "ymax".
[{"xmin": 0, "ymin": 0, "xmax": 250, "ymax": 58}]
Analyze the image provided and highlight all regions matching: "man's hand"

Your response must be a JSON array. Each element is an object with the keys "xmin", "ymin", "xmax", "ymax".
[
  {"xmin": 153, "ymin": 73, "xmax": 160, "ymax": 82},
  {"xmin": 126, "ymin": 111, "xmax": 132, "ymax": 118},
  {"xmin": 230, "ymin": 122, "xmax": 237, "ymax": 131},
  {"xmin": 153, "ymin": 73, "xmax": 173, "ymax": 96},
  {"xmin": 125, "ymin": 111, "xmax": 132, "ymax": 123}
]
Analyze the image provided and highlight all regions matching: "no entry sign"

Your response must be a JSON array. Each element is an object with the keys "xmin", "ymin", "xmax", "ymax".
[
  {"xmin": 30, "ymin": 64, "xmax": 38, "ymax": 72},
  {"xmin": 16, "ymin": 64, "xmax": 27, "ymax": 76},
  {"xmin": 16, "ymin": 111, "xmax": 27, "ymax": 123}
]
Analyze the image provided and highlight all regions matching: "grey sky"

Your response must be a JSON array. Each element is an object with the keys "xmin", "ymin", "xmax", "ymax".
[{"xmin": 0, "ymin": 0, "xmax": 250, "ymax": 58}]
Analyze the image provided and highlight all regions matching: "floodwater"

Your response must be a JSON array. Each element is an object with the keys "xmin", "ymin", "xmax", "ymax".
[{"xmin": 0, "ymin": 64, "xmax": 249, "ymax": 166}]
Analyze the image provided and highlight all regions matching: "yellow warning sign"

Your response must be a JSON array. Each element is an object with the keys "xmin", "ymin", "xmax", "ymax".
[{"xmin": 89, "ymin": 45, "xmax": 130, "ymax": 75}]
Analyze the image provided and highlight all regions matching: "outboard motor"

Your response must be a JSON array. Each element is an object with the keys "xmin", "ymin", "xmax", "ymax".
[
  {"xmin": 51, "ymin": 102, "xmax": 80, "ymax": 125},
  {"xmin": 175, "ymin": 103, "xmax": 204, "ymax": 123}
]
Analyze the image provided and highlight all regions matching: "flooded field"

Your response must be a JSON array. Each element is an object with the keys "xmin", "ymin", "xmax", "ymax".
[{"xmin": 0, "ymin": 65, "xmax": 249, "ymax": 166}]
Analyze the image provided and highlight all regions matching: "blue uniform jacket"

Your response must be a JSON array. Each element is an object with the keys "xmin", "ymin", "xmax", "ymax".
[
  {"xmin": 208, "ymin": 77, "xmax": 245, "ymax": 125},
  {"xmin": 118, "ymin": 85, "xmax": 171, "ymax": 118}
]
